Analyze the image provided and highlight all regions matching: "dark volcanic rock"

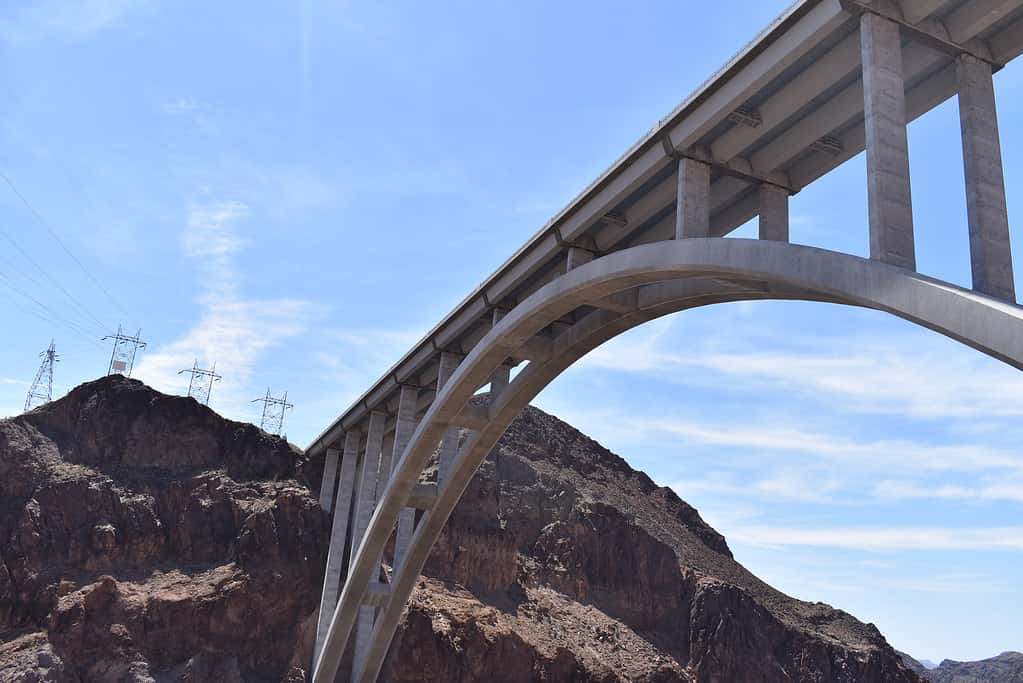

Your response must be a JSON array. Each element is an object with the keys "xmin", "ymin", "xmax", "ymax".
[
  {"xmin": 905, "ymin": 651, "xmax": 1023, "ymax": 683},
  {"xmin": 1, "ymin": 376, "xmax": 921, "ymax": 682},
  {"xmin": 0, "ymin": 376, "xmax": 328, "ymax": 681},
  {"xmin": 384, "ymin": 404, "xmax": 919, "ymax": 683}
]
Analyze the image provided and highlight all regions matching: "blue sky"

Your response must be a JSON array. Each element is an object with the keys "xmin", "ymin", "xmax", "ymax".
[{"xmin": 1, "ymin": 0, "xmax": 1021, "ymax": 664}]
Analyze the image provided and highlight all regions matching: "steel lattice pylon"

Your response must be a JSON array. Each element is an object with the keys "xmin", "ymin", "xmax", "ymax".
[
  {"xmin": 178, "ymin": 359, "xmax": 221, "ymax": 406},
  {"xmin": 24, "ymin": 340, "xmax": 58, "ymax": 412},
  {"xmin": 102, "ymin": 325, "xmax": 146, "ymax": 377},
  {"xmin": 252, "ymin": 387, "xmax": 293, "ymax": 435}
]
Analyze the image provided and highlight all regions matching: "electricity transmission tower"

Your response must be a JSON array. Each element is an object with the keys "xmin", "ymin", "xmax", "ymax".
[
  {"xmin": 24, "ymin": 340, "xmax": 58, "ymax": 411},
  {"xmin": 252, "ymin": 387, "xmax": 293, "ymax": 435},
  {"xmin": 102, "ymin": 326, "xmax": 146, "ymax": 377},
  {"xmin": 178, "ymin": 359, "xmax": 221, "ymax": 406}
]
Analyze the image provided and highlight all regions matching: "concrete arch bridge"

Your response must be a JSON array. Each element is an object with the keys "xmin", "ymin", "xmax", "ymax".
[{"xmin": 307, "ymin": 1, "xmax": 1023, "ymax": 679}]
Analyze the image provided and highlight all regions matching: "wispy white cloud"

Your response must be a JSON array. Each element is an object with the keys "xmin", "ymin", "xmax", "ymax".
[
  {"xmin": 1, "ymin": 0, "xmax": 149, "ymax": 43},
  {"xmin": 873, "ymin": 477, "xmax": 1023, "ymax": 504},
  {"xmin": 642, "ymin": 418, "xmax": 1023, "ymax": 473},
  {"xmin": 0, "ymin": 378, "xmax": 29, "ymax": 385},
  {"xmin": 726, "ymin": 524, "xmax": 1023, "ymax": 552},
  {"xmin": 162, "ymin": 97, "xmax": 204, "ymax": 116},
  {"xmin": 576, "ymin": 323, "xmax": 1023, "ymax": 419},
  {"xmin": 307, "ymin": 328, "xmax": 428, "ymax": 398},
  {"xmin": 134, "ymin": 200, "xmax": 322, "ymax": 420},
  {"xmin": 877, "ymin": 573, "xmax": 1009, "ymax": 594}
]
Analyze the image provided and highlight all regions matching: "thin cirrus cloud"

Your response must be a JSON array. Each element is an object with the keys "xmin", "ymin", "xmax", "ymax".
[
  {"xmin": 638, "ymin": 418, "xmax": 1023, "ymax": 473},
  {"xmin": 575, "ymin": 320, "xmax": 1023, "ymax": 419},
  {"xmin": 724, "ymin": 524, "xmax": 1023, "ymax": 552},
  {"xmin": 0, "ymin": 0, "xmax": 149, "ymax": 43},
  {"xmin": 872, "ymin": 478, "xmax": 1023, "ymax": 503},
  {"xmin": 133, "ymin": 200, "xmax": 321, "ymax": 418},
  {"xmin": 543, "ymin": 402, "xmax": 1023, "ymax": 476}
]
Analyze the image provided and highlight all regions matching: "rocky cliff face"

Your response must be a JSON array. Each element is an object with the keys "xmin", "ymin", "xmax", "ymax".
[
  {"xmin": 0, "ymin": 376, "xmax": 328, "ymax": 681},
  {"xmin": 0, "ymin": 376, "xmax": 920, "ymax": 682},
  {"xmin": 381, "ymin": 403, "xmax": 918, "ymax": 683},
  {"xmin": 903, "ymin": 651, "xmax": 1023, "ymax": 683}
]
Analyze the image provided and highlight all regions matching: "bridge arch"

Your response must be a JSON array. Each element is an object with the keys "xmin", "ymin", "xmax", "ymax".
[{"xmin": 314, "ymin": 238, "xmax": 1023, "ymax": 682}]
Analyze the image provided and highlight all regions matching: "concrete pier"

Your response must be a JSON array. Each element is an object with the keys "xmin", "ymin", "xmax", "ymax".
[
  {"xmin": 436, "ymin": 352, "xmax": 461, "ymax": 485},
  {"xmin": 566, "ymin": 246, "xmax": 595, "ymax": 270},
  {"xmin": 489, "ymin": 309, "xmax": 511, "ymax": 397},
  {"xmin": 758, "ymin": 185, "xmax": 789, "ymax": 242},
  {"xmin": 314, "ymin": 431, "xmax": 360, "ymax": 659},
  {"xmin": 318, "ymin": 447, "xmax": 339, "ymax": 512},
  {"xmin": 392, "ymin": 385, "xmax": 419, "ymax": 573},
  {"xmin": 675, "ymin": 157, "xmax": 711, "ymax": 239},
  {"xmin": 350, "ymin": 411, "xmax": 386, "ymax": 677},
  {"xmin": 861, "ymin": 12, "xmax": 915, "ymax": 269},
  {"xmin": 350, "ymin": 411, "xmax": 386, "ymax": 566},
  {"xmin": 957, "ymin": 53, "xmax": 1016, "ymax": 302}
]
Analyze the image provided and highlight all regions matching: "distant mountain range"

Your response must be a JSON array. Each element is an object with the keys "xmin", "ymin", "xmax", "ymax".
[{"xmin": 901, "ymin": 651, "xmax": 1023, "ymax": 683}]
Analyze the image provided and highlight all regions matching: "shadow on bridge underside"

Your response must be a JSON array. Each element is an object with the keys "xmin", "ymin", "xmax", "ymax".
[{"xmin": 315, "ymin": 237, "xmax": 1023, "ymax": 682}]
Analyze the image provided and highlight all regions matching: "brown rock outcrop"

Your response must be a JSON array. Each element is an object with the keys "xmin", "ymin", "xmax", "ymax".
[
  {"xmin": 0, "ymin": 376, "xmax": 920, "ymax": 682},
  {"xmin": 0, "ymin": 376, "xmax": 328, "ymax": 681},
  {"xmin": 383, "ymin": 404, "xmax": 919, "ymax": 683},
  {"xmin": 903, "ymin": 651, "xmax": 1023, "ymax": 683}
]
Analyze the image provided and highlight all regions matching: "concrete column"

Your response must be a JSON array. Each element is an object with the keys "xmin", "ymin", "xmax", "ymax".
[
  {"xmin": 957, "ymin": 53, "xmax": 1016, "ymax": 302},
  {"xmin": 674, "ymin": 157, "xmax": 711, "ymax": 239},
  {"xmin": 318, "ymin": 447, "xmax": 340, "ymax": 512},
  {"xmin": 352, "ymin": 603, "xmax": 375, "ymax": 678},
  {"xmin": 313, "ymin": 431, "xmax": 360, "ymax": 662},
  {"xmin": 391, "ymin": 385, "xmax": 419, "ymax": 573},
  {"xmin": 759, "ymin": 184, "xmax": 789, "ymax": 242},
  {"xmin": 436, "ymin": 351, "xmax": 462, "ymax": 485},
  {"xmin": 861, "ymin": 12, "xmax": 916, "ymax": 269},
  {"xmin": 489, "ymin": 365, "xmax": 511, "ymax": 397},
  {"xmin": 349, "ymin": 411, "xmax": 386, "ymax": 571},
  {"xmin": 566, "ymin": 246, "xmax": 594, "ymax": 270},
  {"xmin": 489, "ymin": 309, "xmax": 511, "ymax": 397},
  {"xmin": 377, "ymin": 433, "xmax": 395, "ymax": 498},
  {"xmin": 349, "ymin": 411, "xmax": 386, "ymax": 680}
]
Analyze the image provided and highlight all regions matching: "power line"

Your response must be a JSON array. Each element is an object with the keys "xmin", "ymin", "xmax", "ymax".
[
  {"xmin": 0, "ymin": 225, "xmax": 111, "ymax": 335},
  {"xmin": 0, "ymin": 251, "xmax": 106, "ymax": 338},
  {"xmin": 0, "ymin": 250, "xmax": 108, "ymax": 338},
  {"xmin": 0, "ymin": 270, "xmax": 106, "ymax": 348},
  {"xmin": 0, "ymin": 168, "xmax": 130, "ymax": 319}
]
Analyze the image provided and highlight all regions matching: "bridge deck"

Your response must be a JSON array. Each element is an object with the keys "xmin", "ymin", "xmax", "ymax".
[{"xmin": 308, "ymin": 0, "xmax": 1023, "ymax": 454}]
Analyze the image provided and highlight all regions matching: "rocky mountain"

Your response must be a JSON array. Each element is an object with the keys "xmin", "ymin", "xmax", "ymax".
[
  {"xmin": 903, "ymin": 651, "xmax": 1023, "ymax": 683},
  {"xmin": 0, "ymin": 375, "xmax": 329, "ymax": 681},
  {"xmin": 0, "ymin": 375, "xmax": 920, "ymax": 681}
]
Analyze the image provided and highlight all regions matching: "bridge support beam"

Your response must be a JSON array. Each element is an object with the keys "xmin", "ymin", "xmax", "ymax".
[
  {"xmin": 435, "ymin": 351, "xmax": 462, "ymax": 485},
  {"xmin": 758, "ymin": 184, "xmax": 789, "ymax": 242},
  {"xmin": 861, "ymin": 12, "xmax": 916, "ymax": 270},
  {"xmin": 350, "ymin": 411, "xmax": 386, "ymax": 678},
  {"xmin": 957, "ymin": 53, "xmax": 1016, "ymax": 302},
  {"xmin": 392, "ymin": 385, "xmax": 420, "ymax": 573},
  {"xmin": 318, "ymin": 447, "xmax": 339, "ymax": 512},
  {"xmin": 566, "ymin": 246, "xmax": 595, "ymax": 271},
  {"xmin": 314, "ymin": 432, "xmax": 360, "ymax": 663},
  {"xmin": 675, "ymin": 157, "xmax": 711, "ymax": 239},
  {"xmin": 489, "ymin": 309, "xmax": 511, "ymax": 396}
]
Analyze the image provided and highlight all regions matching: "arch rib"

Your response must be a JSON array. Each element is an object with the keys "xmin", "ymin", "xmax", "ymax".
[{"xmin": 313, "ymin": 238, "xmax": 1023, "ymax": 682}]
